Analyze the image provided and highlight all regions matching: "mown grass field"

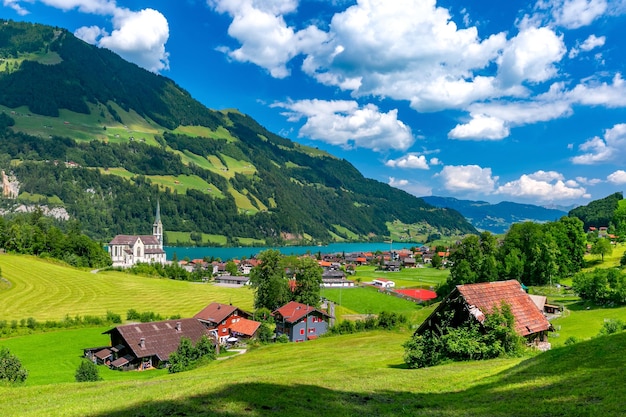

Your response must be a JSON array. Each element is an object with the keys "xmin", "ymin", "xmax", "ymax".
[
  {"xmin": 0, "ymin": 254, "xmax": 254, "ymax": 321},
  {"xmin": 321, "ymin": 286, "xmax": 431, "ymax": 323},
  {"xmin": 1, "ymin": 328, "xmax": 625, "ymax": 416},
  {"xmin": 353, "ymin": 264, "xmax": 448, "ymax": 288}
]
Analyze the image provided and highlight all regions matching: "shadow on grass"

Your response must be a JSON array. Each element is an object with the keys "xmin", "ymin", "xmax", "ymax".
[{"xmin": 88, "ymin": 333, "xmax": 626, "ymax": 417}]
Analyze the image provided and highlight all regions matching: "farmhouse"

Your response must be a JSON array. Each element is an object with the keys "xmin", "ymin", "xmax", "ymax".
[
  {"xmin": 108, "ymin": 202, "xmax": 166, "ymax": 267},
  {"xmin": 103, "ymin": 318, "xmax": 210, "ymax": 370},
  {"xmin": 274, "ymin": 301, "xmax": 332, "ymax": 342},
  {"xmin": 194, "ymin": 302, "xmax": 256, "ymax": 344},
  {"xmin": 417, "ymin": 280, "xmax": 552, "ymax": 349},
  {"xmin": 214, "ymin": 275, "xmax": 250, "ymax": 286},
  {"xmin": 321, "ymin": 269, "xmax": 355, "ymax": 287}
]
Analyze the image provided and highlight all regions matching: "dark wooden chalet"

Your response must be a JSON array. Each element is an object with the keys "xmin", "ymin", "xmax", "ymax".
[
  {"xmin": 417, "ymin": 280, "xmax": 552, "ymax": 349},
  {"xmin": 103, "ymin": 318, "xmax": 209, "ymax": 370}
]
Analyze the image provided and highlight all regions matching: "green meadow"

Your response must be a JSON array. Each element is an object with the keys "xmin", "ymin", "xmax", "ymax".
[
  {"xmin": 352, "ymin": 264, "xmax": 449, "ymax": 288},
  {"xmin": 1, "ymin": 254, "xmax": 626, "ymax": 415},
  {"xmin": 0, "ymin": 254, "xmax": 254, "ymax": 321},
  {"xmin": 1, "ymin": 329, "xmax": 625, "ymax": 416}
]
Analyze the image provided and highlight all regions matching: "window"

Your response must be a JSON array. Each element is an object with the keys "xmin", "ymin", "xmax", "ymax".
[
  {"xmin": 300, "ymin": 328, "xmax": 305, "ymax": 335},
  {"xmin": 309, "ymin": 328, "xmax": 315, "ymax": 333}
]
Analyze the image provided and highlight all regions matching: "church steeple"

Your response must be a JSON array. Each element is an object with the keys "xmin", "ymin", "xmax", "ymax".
[{"xmin": 153, "ymin": 200, "xmax": 163, "ymax": 248}]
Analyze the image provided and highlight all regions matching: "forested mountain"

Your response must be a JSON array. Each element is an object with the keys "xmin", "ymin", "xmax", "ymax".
[
  {"xmin": 0, "ymin": 19, "xmax": 476, "ymax": 245},
  {"xmin": 568, "ymin": 192, "xmax": 623, "ymax": 231},
  {"xmin": 421, "ymin": 196, "xmax": 567, "ymax": 234}
]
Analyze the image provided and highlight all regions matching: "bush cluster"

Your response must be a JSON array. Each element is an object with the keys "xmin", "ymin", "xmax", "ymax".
[
  {"xmin": 0, "ymin": 311, "xmax": 122, "ymax": 338},
  {"xmin": 0, "ymin": 347, "xmax": 28, "ymax": 384},
  {"xmin": 329, "ymin": 311, "xmax": 408, "ymax": 335},
  {"xmin": 403, "ymin": 303, "xmax": 524, "ymax": 369},
  {"xmin": 168, "ymin": 336, "xmax": 216, "ymax": 373}
]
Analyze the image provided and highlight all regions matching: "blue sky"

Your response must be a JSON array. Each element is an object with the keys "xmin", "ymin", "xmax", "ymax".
[{"xmin": 4, "ymin": 0, "xmax": 626, "ymax": 207}]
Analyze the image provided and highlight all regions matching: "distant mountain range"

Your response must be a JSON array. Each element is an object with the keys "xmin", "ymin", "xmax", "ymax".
[
  {"xmin": 0, "ymin": 19, "xmax": 476, "ymax": 245},
  {"xmin": 421, "ymin": 196, "xmax": 568, "ymax": 234}
]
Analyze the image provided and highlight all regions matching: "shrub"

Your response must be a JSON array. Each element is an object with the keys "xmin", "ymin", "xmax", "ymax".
[
  {"xmin": 276, "ymin": 334, "xmax": 289, "ymax": 343},
  {"xmin": 168, "ymin": 336, "xmax": 216, "ymax": 374},
  {"xmin": 0, "ymin": 347, "xmax": 28, "ymax": 384},
  {"xmin": 598, "ymin": 319, "xmax": 625, "ymax": 336},
  {"xmin": 75, "ymin": 359, "xmax": 101, "ymax": 382},
  {"xmin": 106, "ymin": 311, "xmax": 122, "ymax": 324}
]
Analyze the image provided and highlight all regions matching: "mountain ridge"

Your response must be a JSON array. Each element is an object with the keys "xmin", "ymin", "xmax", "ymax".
[
  {"xmin": 421, "ymin": 196, "xmax": 567, "ymax": 234},
  {"xmin": 0, "ymin": 19, "xmax": 476, "ymax": 245}
]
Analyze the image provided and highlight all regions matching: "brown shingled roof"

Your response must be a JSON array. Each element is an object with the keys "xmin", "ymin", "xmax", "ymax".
[
  {"xmin": 273, "ymin": 301, "xmax": 331, "ymax": 324},
  {"xmin": 194, "ymin": 302, "xmax": 238, "ymax": 325},
  {"xmin": 105, "ymin": 318, "xmax": 208, "ymax": 361},
  {"xmin": 456, "ymin": 280, "xmax": 550, "ymax": 336}
]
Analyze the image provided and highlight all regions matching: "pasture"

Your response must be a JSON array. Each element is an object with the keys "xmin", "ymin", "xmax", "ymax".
[
  {"xmin": 353, "ymin": 264, "xmax": 448, "ymax": 288},
  {"xmin": 0, "ymin": 254, "xmax": 254, "ymax": 321},
  {"xmin": 1, "ymin": 329, "xmax": 625, "ymax": 416}
]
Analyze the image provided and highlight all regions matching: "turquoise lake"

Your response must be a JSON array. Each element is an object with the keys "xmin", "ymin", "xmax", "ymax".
[{"xmin": 165, "ymin": 241, "xmax": 421, "ymax": 260}]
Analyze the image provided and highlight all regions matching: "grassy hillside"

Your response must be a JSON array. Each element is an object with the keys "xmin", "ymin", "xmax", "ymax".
[
  {"xmin": 0, "ymin": 254, "xmax": 254, "ymax": 321},
  {"xmin": 1, "ymin": 329, "xmax": 625, "ymax": 416}
]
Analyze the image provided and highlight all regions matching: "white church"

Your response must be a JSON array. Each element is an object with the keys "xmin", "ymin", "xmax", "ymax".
[{"xmin": 108, "ymin": 202, "xmax": 167, "ymax": 267}]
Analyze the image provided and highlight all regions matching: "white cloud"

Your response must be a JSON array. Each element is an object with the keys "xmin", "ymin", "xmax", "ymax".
[
  {"xmin": 572, "ymin": 123, "xmax": 626, "ymax": 164},
  {"xmin": 569, "ymin": 34, "xmax": 606, "ymax": 58},
  {"xmin": 209, "ymin": 0, "xmax": 327, "ymax": 78},
  {"xmin": 580, "ymin": 34, "xmax": 606, "ymax": 51},
  {"xmin": 74, "ymin": 25, "xmax": 108, "ymax": 44},
  {"xmin": 388, "ymin": 177, "xmax": 409, "ymax": 187},
  {"xmin": 430, "ymin": 157, "xmax": 441, "ymax": 166},
  {"xmin": 567, "ymin": 73, "xmax": 626, "ymax": 107},
  {"xmin": 496, "ymin": 26, "xmax": 566, "ymax": 87},
  {"xmin": 496, "ymin": 171, "xmax": 588, "ymax": 201},
  {"xmin": 388, "ymin": 177, "xmax": 433, "ymax": 197},
  {"xmin": 607, "ymin": 170, "xmax": 626, "ymax": 184},
  {"xmin": 7, "ymin": 1, "xmax": 170, "ymax": 72},
  {"xmin": 273, "ymin": 99, "xmax": 414, "ymax": 151},
  {"xmin": 96, "ymin": 8, "xmax": 170, "ymax": 72},
  {"xmin": 550, "ymin": 0, "xmax": 608, "ymax": 29},
  {"xmin": 438, "ymin": 165, "xmax": 497, "ymax": 193},
  {"xmin": 4, "ymin": 0, "xmax": 29, "ymax": 15},
  {"xmin": 385, "ymin": 153, "xmax": 429, "ymax": 169},
  {"xmin": 448, "ymin": 113, "xmax": 509, "ymax": 140},
  {"xmin": 576, "ymin": 176, "xmax": 601, "ymax": 185}
]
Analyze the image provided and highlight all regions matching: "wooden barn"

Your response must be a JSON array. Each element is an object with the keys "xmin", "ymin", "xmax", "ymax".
[{"xmin": 417, "ymin": 280, "xmax": 552, "ymax": 349}]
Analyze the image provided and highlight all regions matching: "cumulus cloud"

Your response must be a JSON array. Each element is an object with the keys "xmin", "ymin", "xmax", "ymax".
[
  {"xmin": 576, "ymin": 176, "xmax": 602, "ymax": 185},
  {"xmin": 496, "ymin": 170, "xmax": 588, "ymax": 201},
  {"xmin": 388, "ymin": 177, "xmax": 433, "ymax": 197},
  {"xmin": 572, "ymin": 123, "xmax": 626, "ymax": 164},
  {"xmin": 550, "ymin": 0, "xmax": 608, "ymax": 29},
  {"xmin": 385, "ymin": 153, "xmax": 429, "ymax": 169},
  {"xmin": 438, "ymin": 165, "xmax": 498, "ymax": 193},
  {"xmin": 74, "ymin": 25, "xmax": 108, "ymax": 44},
  {"xmin": 273, "ymin": 99, "xmax": 414, "ymax": 151},
  {"xmin": 209, "ymin": 0, "xmax": 327, "ymax": 78},
  {"xmin": 96, "ymin": 8, "xmax": 170, "ymax": 72},
  {"xmin": 569, "ymin": 34, "xmax": 606, "ymax": 58},
  {"xmin": 4, "ymin": 0, "xmax": 29, "ymax": 15},
  {"xmin": 567, "ymin": 73, "xmax": 626, "ymax": 107},
  {"xmin": 607, "ymin": 170, "xmax": 626, "ymax": 184},
  {"xmin": 448, "ymin": 113, "xmax": 509, "ymax": 140},
  {"xmin": 7, "ymin": 1, "xmax": 169, "ymax": 72},
  {"xmin": 497, "ymin": 26, "xmax": 566, "ymax": 87}
]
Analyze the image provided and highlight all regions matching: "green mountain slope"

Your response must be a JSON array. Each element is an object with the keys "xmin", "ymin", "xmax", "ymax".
[
  {"xmin": 568, "ymin": 192, "xmax": 622, "ymax": 230},
  {"xmin": 0, "ymin": 19, "xmax": 476, "ymax": 245}
]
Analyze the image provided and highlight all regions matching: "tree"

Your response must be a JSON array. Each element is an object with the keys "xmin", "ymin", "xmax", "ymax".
[
  {"xmin": 249, "ymin": 250, "xmax": 289, "ymax": 311},
  {"xmin": 75, "ymin": 359, "xmax": 101, "ymax": 382},
  {"xmin": 591, "ymin": 238, "xmax": 613, "ymax": 262},
  {"xmin": 0, "ymin": 347, "xmax": 28, "ymax": 383},
  {"xmin": 290, "ymin": 256, "xmax": 322, "ymax": 307},
  {"xmin": 225, "ymin": 260, "xmax": 238, "ymax": 276}
]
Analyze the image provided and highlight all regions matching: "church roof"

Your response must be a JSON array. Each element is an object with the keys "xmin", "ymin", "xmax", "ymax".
[{"xmin": 109, "ymin": 235, "xmax": 160, "ymax": 246}]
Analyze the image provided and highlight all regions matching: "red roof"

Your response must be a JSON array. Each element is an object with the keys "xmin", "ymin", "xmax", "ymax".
[
  {"xmin": 194, "ymin": 303, "xmax": 238, "ymax": 325},
  {"xmin": 273, "ymin": 301, "xmax": 330, "ymax": 323},
  {"xmin": 229, "ymin": 318, "xmax": 261, "ymax": 337},
  {"xmin": 456, "ymin": 280, "xmax": 550, "ymax": 336}
]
